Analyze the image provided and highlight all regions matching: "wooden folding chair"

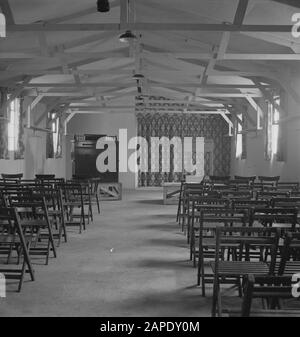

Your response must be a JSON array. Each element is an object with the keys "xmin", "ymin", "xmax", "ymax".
[
  {"xmin": 8, "ymin": 195, "xmax": 57, "ymax": 265},
  {"xmin": 195, "ymin": 208, "xmax": 246, "ymax": 296},
  {"xmin": 0, "ymin": 207, "xmax": 35, "ymax": 292},
  {"xmin": 1, "ymin": 173, "xmax": 23, "ymax": 184},
  {"xmin": 211, "ymin": 226, "xmax": 280, "ymax": 316},
  {"xmin": 225, "ymin": 275, "xmax": 299, "ymax": 317},
  {"xmin": 277, "ymin": 232, "xmax": 300, "ymax": 276},
  {"xmin": 250, "ymin": 207, "xmax": 298, "ymax": 231},
  {"xmin": 190, "ymin": 199, "xmax": 229, "ymax": 264},
  {"xmin": 30, "ymin": 185, "xmax": 67, "ymax": 246},
  {"xmin": 59, "ymin": 182, "xmax": 85, "ymax": 233}
]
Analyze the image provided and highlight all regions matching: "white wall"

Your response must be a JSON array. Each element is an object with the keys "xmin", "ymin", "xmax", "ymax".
[
  {"xmin": 68, "ymin": 112, "xmax": 137, "ymax": 189},
  {"xmin": 231, "ymin": 76, "xmax": 300, "ymax": 182},
  {"xmin": 0, "ymin": 98, "xmax": 67, "ymax": 179}
]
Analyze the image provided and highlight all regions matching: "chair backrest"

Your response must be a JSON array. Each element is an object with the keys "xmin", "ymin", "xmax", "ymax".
[
  {"xmin": 258, "ymin": 176, "xmax": 280, "ymax": 186},
  {"xmin": 214, "ymin": 227, "xmax": 280, "ymax": 274},
  {"xmin": 1, "ymin": 173, "xmax": 23, "ymax": 180},
  {"xmin": 256, "ymin": 191, "xmax": 290, "ymax": 200},
  {"xmin": 209, "ymin": 176, "xmax": 230, "ymax": 182},
  {"xmin": 8, "ymin": 194, "xmax": 49, "ymax": 221},
  {"xmin": 192, "ymin": 198, "xmax": 229, "ymax": 216},
  {"xmin": 232, "ymin": 199, "xmax": 270, "ymax": 210},
  {"xmin": 241, "ymin": 274, "xmax": 294, "ymax": 317},
  {"xmin": 220, "ymin": 190, "xmax": 253, "ymax": 200},
  {"xmin": 250, "ymin": 207, "xmax": 298, "ymax": 230},
  {"xmin": 199, "ymin": 208, "xmax": 248, "ymax": 231},
  {"xmin": 35, "ymin": 174, "xmax": 56, "ymax": 181},
  {"xmin": 1, "ymin": 173, "xmax": 23, "ymax": 184},
  {"xmin": 278, "ymin": 232, "xmax": 300, "ymax": 275},
  {"xmin": 277, "ymin": 182, "xmax": 299, "ymax": 192},
  {"xmin": 0, "ymin": 206, "xmax": 26, "ymax": 236},
  {"xmin": 234, "ymin": 175, "xmax": 256, "ymax": 184},
  {"xmin": 271, "ymin": 197, "xmax": 300, "ymax": 210}
]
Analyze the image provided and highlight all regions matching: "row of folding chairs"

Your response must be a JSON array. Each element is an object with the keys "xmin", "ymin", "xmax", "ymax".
[
  {"xmin": 0, "ymin": 177, "xmax": 101, "ymax": 293},
  {"xmin": 175, "ymin": 188, "xmax": 300, "ymax": 316}
]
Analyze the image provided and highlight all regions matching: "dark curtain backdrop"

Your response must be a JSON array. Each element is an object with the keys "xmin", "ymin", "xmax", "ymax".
[{"xmin": 137, "ymin": 112, "xmax": 231, "ymax": 187}]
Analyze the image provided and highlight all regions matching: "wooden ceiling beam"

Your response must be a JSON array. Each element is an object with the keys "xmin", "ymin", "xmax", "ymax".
[
  {"xmin": 7, "ymin": 23, "xmax": 294, "ymax": 33},
  {"xmin": 233, "ymin": 0, "xmax": 249, "ymax": 26}
]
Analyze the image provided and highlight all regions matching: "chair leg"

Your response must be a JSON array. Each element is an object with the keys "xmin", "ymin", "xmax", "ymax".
[
  {"xmin": 212, "ymin": 277, "xmax": 219, "ymax": 317},
  {"xmin": 45, "ymin": 240, "xmax": 50, "ymax": 265},
  {"xmin": 18, "ymin": 255, "xmax": 28, "ymax": 292},
  {"xmin": 96, "ymin": 195, "xmax": 100, "ymax": 214}
]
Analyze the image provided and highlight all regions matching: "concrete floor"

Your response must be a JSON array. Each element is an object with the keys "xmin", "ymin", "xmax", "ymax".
[{"xmin": 1, "ymin": 189, "xmax": 214, "ymax": 317}]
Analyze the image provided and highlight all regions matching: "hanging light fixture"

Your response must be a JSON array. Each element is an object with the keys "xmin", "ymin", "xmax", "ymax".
[
  {"xmin": 119, "ymin": 30, "xmax": 137, "ymax": 43},
  {"xmin": 97, "ymin": 0, "xmax": 110, "ymax": 13},
  {"xmin": 132, "ymin": 73, "xmax": 144, "ymax": 80}
]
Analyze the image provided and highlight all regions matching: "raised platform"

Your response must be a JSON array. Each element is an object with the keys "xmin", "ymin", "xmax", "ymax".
[{"xmin": 98, "ymin": 182, "xmax": 122, "ymax": 201}]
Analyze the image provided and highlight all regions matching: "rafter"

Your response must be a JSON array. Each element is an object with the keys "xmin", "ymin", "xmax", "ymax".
[
  {"xmin": 233, "ymin": 0, "xmax": 249, "ymax": 26},
  {"xmin": 6, "ymin": 23, "xmax": 294, "ymax": 33}
]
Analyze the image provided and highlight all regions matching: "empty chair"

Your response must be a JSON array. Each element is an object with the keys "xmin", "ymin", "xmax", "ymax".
[
  {"xmin": 250, "ymin": 207, "xmax": 298, "ymax": 231},
  {"xmin": 0, "ymin": 207, "xmax": 35, "ymax": 292},
  {"xmin": 1, "ymin": 173, "xmax": 23, "ymax": 184},
  {"xmin": 211, "ymin": 226, "xmax": 281, "ymax": 316},
  {"xmin": 9, "ymin": 194, "xmax": 57, "ymax": 265},
  {"xmin": 195, "ymin": 208, "xmax": 247, "ymax": 296},
  {"xmin": 258, "ymin": 176, "xmax": 280, "ymax": 190},
  {"xmin": 226, "ymin": 275, "xmax": 300, "ymax": 317},
  {"xmin": 277, "ymin": 232, "xmax": 300, "ymax": 276},
  {"xmin": 59, "ymin": 182, "xmax": 86, "ymax": 233}
]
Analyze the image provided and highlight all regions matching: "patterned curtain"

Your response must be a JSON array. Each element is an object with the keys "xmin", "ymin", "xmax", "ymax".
[
  {"xmin": 14, "ymin": 96, "xmax": 26, "ymax": 160},
  {"xmin": 137, "ymin": 112, "xmax": 231, "ymax": 187},
  {"xmin": 0, "ymin": 88, "xmax": 9, "ymax": 159}
]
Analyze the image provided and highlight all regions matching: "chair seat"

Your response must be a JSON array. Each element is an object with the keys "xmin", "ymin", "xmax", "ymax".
[
  {"xmin": 226, "ymin": 309, "xmax": 300, "ymax": 317},
  {"xmin": 0, "ymin": 234, "xmax": 32, "ymax": 244},
  {"xmin": 20, "ymin": 219, "xmax": 47, "ymax": 227},
  {"xmin": 211, "ymin": 261, "xmax": 270, "ymax": 276},
  {"xmin": 64, "ymin": 202, "xmax": 82, "ymax": 207}
]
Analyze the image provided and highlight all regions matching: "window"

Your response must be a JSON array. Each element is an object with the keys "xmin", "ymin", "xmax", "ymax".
[
  {"xmin": 51, "ymin": 112, "xmax": 59, "ymax": 155},
  {"xmin": 47, "ymin": 112, "xmax": 62, "ymax": 158},
  {"xmin": 236, "ymin": 114, "xmax": 243, "ymax": 158},
  {"xmin": 271, "ymin": 96, "xmax": 280, "ymax": 156},
  {"xmin": 7, "ymin": 97, "xmax": 20, "ymax": 153}
]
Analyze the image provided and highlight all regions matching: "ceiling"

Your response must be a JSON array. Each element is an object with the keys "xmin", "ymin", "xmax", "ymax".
[{"xmin": 1, "ymin": 0, "xmax": 300, "ymax": 130}]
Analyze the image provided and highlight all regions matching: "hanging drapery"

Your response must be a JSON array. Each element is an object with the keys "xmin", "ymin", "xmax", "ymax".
[
  {"xmin": 0, "ymin": 88, "xmax": 9, "ymax": 160},
  {"xmin": 264, "ymin": 101, "xmax": 272, "ymax": 161},
  {"xmin": 14, "ymin": 96, "xmax": 25, "ymax": 160},
  {"xmin": 137, "ymin": 112, "xmax": 231, "ymax": 187},
  {"xmin": 276, "ymin": 89, "xmax": 286, "ymax": 162},
  {"xmin": 55, "ymin": 113, "xmax": 63, "ymax": 158},
  {"xmin": 46, "ymin": 110, "xmax": 63, "ymax": 159},
  {"xmin": 46, "ymin": 111, "xmax": 54, "ymax": 159}
]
